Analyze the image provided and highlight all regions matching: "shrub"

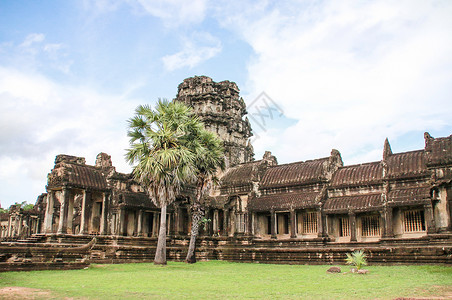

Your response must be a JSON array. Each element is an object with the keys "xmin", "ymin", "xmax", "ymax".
[{"xmin": 345, "ymin": 250, "xmax": 368, "ymax": 270}]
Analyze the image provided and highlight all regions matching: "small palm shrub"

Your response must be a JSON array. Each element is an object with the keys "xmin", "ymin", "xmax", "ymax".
[{"xmin": 345, "ymin": 250, "xmax": 368, "ymax": 270}]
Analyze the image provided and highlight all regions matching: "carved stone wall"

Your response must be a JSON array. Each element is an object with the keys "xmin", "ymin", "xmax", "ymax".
[{"xmin": 175, "ymin": 76, "xmax": 254, "ymax": 168}]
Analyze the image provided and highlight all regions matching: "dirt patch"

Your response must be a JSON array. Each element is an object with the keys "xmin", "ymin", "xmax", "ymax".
[{"xmin": 0, "ymin": 286, "xmax": 54, "ymax": 299}]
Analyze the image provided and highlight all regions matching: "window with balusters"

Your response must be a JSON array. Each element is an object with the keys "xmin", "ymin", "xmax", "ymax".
[
  {"xmin": 302, "ymin": 211, "xmax": 317, "ymax": 234},
  {"xmin": 403, "ymin": 209, "xmax": 425, "ymax": 232},
  {"xmin": 361, "ymin": 215, "xmax": 381, "ymax": 237},
  {"xmin": 339, "ymin": 217, "xmax": 350, "ymax": 237}
]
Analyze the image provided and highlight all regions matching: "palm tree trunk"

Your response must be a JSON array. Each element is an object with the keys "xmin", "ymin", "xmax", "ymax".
[
  {"xmin": 154, "ymin": 204, "xmax": 167, "ymax": 265},
  {"xmin": 185, "ymin": 204, "xmax": 203, "ymax": 263}
]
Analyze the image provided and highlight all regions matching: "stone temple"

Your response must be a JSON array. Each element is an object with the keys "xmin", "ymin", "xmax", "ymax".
[{"xmin": 1, "ymin": 76, "xmax": 451, "ymax": 267}]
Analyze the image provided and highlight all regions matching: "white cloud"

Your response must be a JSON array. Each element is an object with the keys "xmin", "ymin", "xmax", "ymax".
[
  {"xmin": 0, "ymin": 66, "xmax": 141, "ymax": 207},
  {"xmin": 162, "ymin": 32, "xmax": 222, "ymax": 71},
  {"xmin": 20, "ymin": 33, "xmax": 45, "ymax": 48},
  {"xmin": 217, "ymin": 0, "xmax": 452, "ymax": 164},
  {"xmin": 135, "ymin": 0, "xmax": 207, "ymax": 27}
]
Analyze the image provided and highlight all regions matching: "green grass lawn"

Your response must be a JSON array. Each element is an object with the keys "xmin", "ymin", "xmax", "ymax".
[{"xmin": 0, "ymin": 261, "xmax": 451, "ymax": 299}]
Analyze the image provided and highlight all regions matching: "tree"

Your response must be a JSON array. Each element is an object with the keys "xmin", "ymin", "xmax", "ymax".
[
  {"xmin": 185, "ymin": 129, "xmax": 225, "ymax": 264},
  {"xmin": 125, "ymin": 99, "xmax": 200, "ymax": 265}
]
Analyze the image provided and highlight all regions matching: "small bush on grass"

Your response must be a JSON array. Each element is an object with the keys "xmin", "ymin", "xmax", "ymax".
[{"xmin": 345, "ymin": 250, "xmax": 368, "ymax": 271}]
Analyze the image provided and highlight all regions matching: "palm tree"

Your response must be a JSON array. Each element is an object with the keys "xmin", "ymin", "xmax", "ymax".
[
  {"xmin": 185, "ymin": 129, "xmax": 225, "ymax": 264},
  {"xmin": 125, "ymin": 99, "xmax": 200, "ymax": 265}
]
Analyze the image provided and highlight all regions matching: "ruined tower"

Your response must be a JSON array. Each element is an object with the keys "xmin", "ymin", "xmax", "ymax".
[{"xmin": 175, "ymin": 76, "xmax": 254, "ymax": 168}]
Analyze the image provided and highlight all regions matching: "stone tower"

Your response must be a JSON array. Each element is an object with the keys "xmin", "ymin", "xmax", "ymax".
[{"xmin": 175, "ymin": 76, "xmax": 254, "ymax": 168}]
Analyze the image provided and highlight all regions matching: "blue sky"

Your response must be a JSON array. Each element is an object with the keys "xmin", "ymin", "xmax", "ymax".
[{"xmin": 1, "ymin": 0, "xmax": 452, "ymax": 208}]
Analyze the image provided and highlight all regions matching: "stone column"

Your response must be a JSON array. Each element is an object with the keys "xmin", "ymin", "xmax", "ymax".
[
  {"xmin": 270, "ymin": 209, "xmax": 277, "ymax": 239},
  {"xmin": 118, "ymin": 208, "xmax": 125, "ymax": 236},
  {"xmin": 383, "ymin": 206, "xmax": 394, "ymax": 238},
  {"xmin": 213, "ymin": 209, "xmax": 219, "ymax": 234},
  {"xmin": 223, "ymin": 209, "xmax": 229, "ymax": 236},
  {"xmin": 246, "ymin": 213, "xmax": 253, "ymax": 236},
  {"xmin": 100, "ymin": 193, "xmax": 108, "ymax": 235},
  {"xmin": 79, "ymin": 190, "xmax": 89, "ymax": 235},
  {"xmin": 424, "ymin": 202, "xmax": 436, "ymax": 234},
  {"xmin": 7, "ymin": 215, "xmax": 12, "ymax": 237},
  {"xmin": 57, "ymin": 188, "xmax": 68, "ymax": 234},
  {"xmin": 67, "ymin": 192, "xmax": 74, "ymax": 234},
  {"xmin": 137, "ymin": 210, "xmax": 143, "ymax": 237},
  {"xmin": 44, "ymin": 191, "xmax": 55, "ymax": 233},
  {"xmin": 317, "ymin": 209, "xmax": 325, "ymax": 238},
  {"xmin": 174, "ymin": 205, "xmax": 181, "ymax": 235},
  {"xmin": 152, "ymin": 212, "xmax": 159, "ymax": 237},
  {"xmin": 290, "ymin": 209, "xmax": 297, "ymax": 238},
  {"xmin": 17, "ymin": 215, "xmax": 23, "ymax": 237},
  {"xmin": 349, "ymin": 212, "xmax": 357, "ymax": 242},
  {"xmin": 252, "ymin": 212, "xmax": 259, "ymax": 236},
  {"xmin": 447, "ymin": 187, "xmax": 452, "ymax": 231}
]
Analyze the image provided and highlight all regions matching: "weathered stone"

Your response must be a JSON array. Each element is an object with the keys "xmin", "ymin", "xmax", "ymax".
[
  {"xmin": 1, "ymin": 76, "xmax": 451, "ymax": 268},
  {"xmin": 327, "ymin": 266, "xmax": 341, "ymax": 273}
]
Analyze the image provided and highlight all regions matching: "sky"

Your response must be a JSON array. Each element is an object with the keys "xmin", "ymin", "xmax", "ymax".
[{"xmin": 1, "ymin": 0, "xmax": 451, "ymax": 208}]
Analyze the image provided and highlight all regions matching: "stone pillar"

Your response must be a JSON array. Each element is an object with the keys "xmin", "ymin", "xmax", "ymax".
[
  {"xmin": 349, "ymin": 212, "xmax": 357, "ymax": 242},
  {"xmin": 424, "ymin": 202, "xmax": 436, "ymax": 234},
  {"xmin": 224, "ymin": 209, "xmax": 229, "ymax": 236},
  {"xmin": 383, "ymin": 206, "xmax": 394, "ymax": 238},
  {"xmin": 253, "ymin": 212, "xmax": 259, "ymax": 236},
  {"xmin": 67, "ymin": 193, "xmax": 74, "ymax": 234},
  {"xmin": 7, "ymin": 215, "xmax": 12, "ymax": 237},
  {"xmin": 100, "ymin": 193, "xmax": 108, "ymax": 235},
  {"xmin": 137, "ymin": 210, "xmax": 143, "ymax": 237},
  {"xmin": 290, "ymin": 209, "xmax": 297, "ymax": 238},
  {"xmin": 174, "ymin": 205, "xmax": 181, "ymax": 235},
  {"xmin": 35, "ymin": 217, "xmax": 40, "ymax": 234},
  {"xmin": 270, "ymin": 209, "xmax": 277, "ymax": 239},
  {"xmin": 152, "ymin": 212, "xmax": 159, "ymax": 237},
  {"xmin": 44, "ymin": 191, "xmax": 55, "ymax": 233},
  {"xmin": 446, "ymin": 187, "xmax": 452, "ymax": 231},
  {"xmin": 246, "ymin": 212, "xmax": 253, "ymax": 236},
  {"xmin": 57, "ymin": 188, "xmax": 68, "ymax": 234},
  {"xmin": 118, "ymin": 208, "xmax": 125, "ymax": 236},
  {"xmin": 213, "ymin": 209, "xmax": 219, "ymax": 234},
  {"xmin": 79, "ymin": 190, "xmax": 89, "ymax": 235},
  {"xmin": 317, "ymin": 209, "xmax": 325, "ymax": 238},
  {"xmin": 17, "ymin": 215, "xmax": 23, "ymax": 237}
]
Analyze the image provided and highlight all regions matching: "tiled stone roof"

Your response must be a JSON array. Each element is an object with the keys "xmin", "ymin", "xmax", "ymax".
[
  {"xmin": 221, "ymin": 160, "xmax": 262, "ymax": 187},
  {"xmin": 260, "ymin": 158, "xmax": 329, "ymax": 188},
  {"xmin": 386, "ymin": 150, "xmax": 428, "ymax": 179},
  {"xmin": 249, "ymin": 190, "xmax": 320, "ymax": 211},
  {"xmin": 331, "ymin": 162, "xmax": 382, "ymax": 187},
  {"xmin": 118, "ymin": 192, "xmax": 156, "ymax": 209},
  {"xmin": 425, "ymin": 133, "xmax": 452, "ymax": 166},
  {"xmin": 324, "ymin": 193, "xmax": 383, "ymax": 213},
  {"xmin": 388, "ymin": 186, "xmax": 430, "ymax": 205},
  {"xmin": 47, "ymin": 162, "xmax": 109, "ymax": 190},
  {"xmin": 68, "ymin": 164, "xmax": 108, "ymax": 190}
]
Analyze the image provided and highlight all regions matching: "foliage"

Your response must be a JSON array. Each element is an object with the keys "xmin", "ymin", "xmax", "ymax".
[
  {"xmin": 185, "ymin": 126, "xmax": 225, "ymax": 263},
  {"xmin": 199, "ymin": 217, "xmax": 211, "ymax": 231},
  {"xmin": 20, "ymin": 201, "xmax": 35, "ymax": 211},
  {"xmin": 0, "ymin": 262, "xmax": 451, "ymax": 299},
  {"xmin": 125, "ymin": 99, "xmax": 203, "ymax": 264},
  {"xmin": 125, "ymin": 99, "xmax": 200, "ymax": 207},
  {"xmin": 345, "ymin": 250, "xmax": 368, "ymax": 270},
  {"xmin": 1, "ymin": 201, "xmax": 34, "ymax": 213}
]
